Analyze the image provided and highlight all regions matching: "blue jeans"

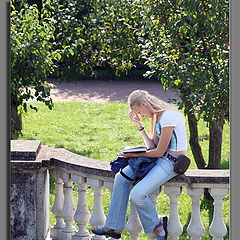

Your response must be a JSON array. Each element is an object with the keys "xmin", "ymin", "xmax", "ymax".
[{"xmin": 105, "ymin": 155, "xmax": 178, "ymax": 234}]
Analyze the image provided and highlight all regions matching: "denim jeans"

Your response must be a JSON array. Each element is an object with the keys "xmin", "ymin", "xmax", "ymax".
[{"xmin": 105, "ymin": 155, "xmax": 178, "ymax": 234}]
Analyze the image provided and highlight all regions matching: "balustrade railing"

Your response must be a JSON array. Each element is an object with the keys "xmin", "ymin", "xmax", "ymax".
[
  {"xmin": 10, "ymin": 141, "xmax": 229, "ymax": 240},
  {"xmin": 47, "ymin": 147, "xmax": 229, "ymax": 240}
]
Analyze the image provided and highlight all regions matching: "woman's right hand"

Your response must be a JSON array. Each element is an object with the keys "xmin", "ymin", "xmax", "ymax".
[{"xmin": 128, "ymin": 111, "xmax": 142, "ymax": 127}]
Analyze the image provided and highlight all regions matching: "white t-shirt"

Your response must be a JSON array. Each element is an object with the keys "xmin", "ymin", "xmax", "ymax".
[{"xmin": 155, "ymin": 109, "xmax": 187, "ymax": 151}]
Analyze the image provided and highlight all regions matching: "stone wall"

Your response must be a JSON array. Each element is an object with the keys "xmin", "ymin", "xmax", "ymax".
[{"xmin": 10, "ymin": 140, "xmax": 49, "ymax": 240}]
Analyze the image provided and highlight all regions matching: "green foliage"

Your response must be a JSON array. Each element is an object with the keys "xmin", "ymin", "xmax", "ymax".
[
  {"xmin": 47, "ymin": 0, "xmax": 93, "ymax": 80},
  {"xmin": 10, "ymin": 0, "xmax": 57, "ymax": 114},
  {"xmin": 48, "ymin": 0, "xmax": 145, "ymax": 80},
  {"xmin": 11, "ymin": 0, "xmax": 229, "ymax": 121},
  {"xmin": 11, "ymin": 0, "xmax": 229, "ymax": 122},
  {"xmin": 140, "ymin": 0, "xmax": 229, "ymax": 124},
  {"xmin": 11, "ymin": 0, "xmax": 229, "ymax": 165}
]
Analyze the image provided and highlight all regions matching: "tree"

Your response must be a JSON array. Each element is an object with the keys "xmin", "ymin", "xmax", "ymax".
[
  {"xmin": 49, "ymin": 0, "xmax": 145, "ymax": 80},
  {"xmin": 10, "ymin": 0, "xmax": 229, "ymax": 170},
  {"xmin": 10, "ymin": 1, "xmax": 58, "ymax": 135},
  {"xmin": 140, "ymin": 0, "xmax": 229, "ymax": 168}
]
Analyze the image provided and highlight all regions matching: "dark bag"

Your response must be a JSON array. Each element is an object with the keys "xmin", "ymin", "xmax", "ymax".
[
  {"xmin": 173, "ymin": 155, "xmax": 191, "ymax": 174},
  {"xmin": 110, "ymin": 156, "xmax": 129, "ymax": 173},
  {"xmin": 128, "ymin": 156, "xmax": 157, "ymax": 178}
]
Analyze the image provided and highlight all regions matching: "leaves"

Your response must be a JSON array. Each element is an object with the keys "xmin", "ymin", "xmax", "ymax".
[
  {"xmin": 11, "ymin": 0, "xmax": 229, "ymax": 125},
  {"xmin": 11, "ymin": 0, "xmax": 56, "ymax": 114},
  {"xmin": 139, "ymin": 0, "xmax": 229, "ymax": 124}
]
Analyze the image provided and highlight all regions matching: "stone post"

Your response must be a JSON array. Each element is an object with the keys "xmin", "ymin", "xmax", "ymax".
[
  {"xmin": 72, "ymin": 175, "xmax": 91, "ymax": 240},
  {"xmin": 209, "ymin": 188, "xmax": 228, "ymax": 240},
  {"xmin": 10, "ymin": 140, "xmax": 50, "ymax": 240},
  {"xmin": 50, "ymin": 168, "xmax": 65, "ymax": 239},
  {"xmin": 164, "ymin": 186, "xmax": 183, "ymax": 240},
  {"xmin": 59, "ymin": 171, "xmax": 76, "ymax": 240},
  {"xmin": 88, "ymin": 179, "xmax": 106, "ymax": 240},
  {"xmin": 187, "ymin": 188, "xmax": 205, "ymax": 240}
]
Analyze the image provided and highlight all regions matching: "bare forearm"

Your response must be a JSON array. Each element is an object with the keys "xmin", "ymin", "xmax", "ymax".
[
  {"xmin": 140, "ymin": 129, "xmax": 156, "ymax": 149},
  {"xmin": 124, "ymin": 148, "xmax": 164, "ymax": 159},
  {"xmin": 122, "ymin": 127, "xmax": 174, "ymax": 159},
  {"xmin": 143, "ymin": 149, "xmax": 165, "ymax": 158}
]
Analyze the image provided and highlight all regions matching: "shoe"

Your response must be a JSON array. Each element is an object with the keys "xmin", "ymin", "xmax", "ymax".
[
  {"xmin": 155, "ymin": 216, "xmax": 168, "ymax": 240},
  {"xmin": 92, "ymin": 226, "xmax": 121, "ymax": 239}
]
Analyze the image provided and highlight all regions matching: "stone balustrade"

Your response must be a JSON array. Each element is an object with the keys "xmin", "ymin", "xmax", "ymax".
[{"xmin": 10, "ymin": 140, "xmax": 229, "ymax": 240}]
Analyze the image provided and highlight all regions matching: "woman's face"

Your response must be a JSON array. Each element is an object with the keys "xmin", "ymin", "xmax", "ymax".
[{"xmin": 131, "ymin": 102, "xmax": 153, "ymax": 118}]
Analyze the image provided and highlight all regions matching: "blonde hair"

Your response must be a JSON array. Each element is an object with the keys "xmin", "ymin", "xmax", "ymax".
[{"xmin": 128, "ymin": 90, "xmax": 177, "ymax": 136}]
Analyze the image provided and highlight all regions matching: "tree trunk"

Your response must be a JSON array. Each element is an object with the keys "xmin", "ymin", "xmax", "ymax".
[
  {"xmin": 187, "ymin": 113, "xmax": 207, "ymax": 169},
  {"xmin": 207, "ymin": 120, "xmax": 223, "ymax": 169},
  {"xmin": 11, "ymin": 100, "xmax": 22, "ymax": 133}
]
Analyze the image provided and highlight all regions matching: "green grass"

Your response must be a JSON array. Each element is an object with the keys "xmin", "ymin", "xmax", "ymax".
[{"xmin": 17, "ymin": 102, "xmax": 230, "ymax": 240}]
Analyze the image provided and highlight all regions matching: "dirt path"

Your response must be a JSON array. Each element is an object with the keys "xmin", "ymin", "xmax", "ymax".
[{"xmin": 48, "ymin": 79, "xmax": 180, "ymax": 103}]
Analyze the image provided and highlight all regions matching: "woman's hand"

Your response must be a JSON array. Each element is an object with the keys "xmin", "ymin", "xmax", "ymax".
[
  {"xmin": 128, "ymin": 111, "xmax": 142, "ymax": 127},
  {"xmin": 120, "ymin": 152, "xmax": 139, "ymax": 158}
]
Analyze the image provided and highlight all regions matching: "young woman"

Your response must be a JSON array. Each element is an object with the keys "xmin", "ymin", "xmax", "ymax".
[{"xmin": 92, "ymin": 90, "xmax": 187, "ymax": 240}]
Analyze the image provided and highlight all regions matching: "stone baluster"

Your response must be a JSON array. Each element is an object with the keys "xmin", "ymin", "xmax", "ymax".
[
  {"xmin": 209, "ymin": 188, "xmax": 228, "ymax": 240},
  {"xmin": 104, "ymin": 181, "xmax": 121, "ymax": 240},
  {"xmin": 50, "ymin": 168, "xmax": 65, "ymax": 239},
  {"xmin": 125, "ymin": 201, "xmax": 143, "ymax": 240},
  {"xmin": 148, "ymin": 187, "xmax": 161, "ymax": 240},
  {"xmin": 164, "ymin": 186, "xmax": 183, "ymax": 240},
  {"xmin": 88, "ymin": 179, "xmax": 106, "ymax": 240},
  {"xmin": 149, "ymin": 187, "xmax": 161, "ymax": 209},
  {"xmin": 72, "ymin": 175, "xmax": 91, "ymax": 240},
  {"xmin": 60, "ymin": 171, "xmax": 76, "ymax": 240},
  {"xmin": 187, "ymin": 188, "xmax": 205, "ymax": 240},
  {"xmin": 103, "ymin": 181, "xmax": 113, "ymax": 193},
  {"xmin": 125, "ymin": 184, "xmax": 143, "ymax": 240}
]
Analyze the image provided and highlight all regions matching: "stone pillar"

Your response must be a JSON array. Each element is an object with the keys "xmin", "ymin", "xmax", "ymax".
[
  {"xmin": 164, "ymin": 186, "xmax": 183, "ymax": 240},
  {"xmin": 60, "ymin": 171, "xmax": 76, "ymax": 240},
  {"xmin": 72, "ymin": 176, "xmax": 91, "ymax": 240},
  {"xmin": 50, "ymin": 168, "xmax": 65, "ymax": 239},
  {"xmin": 148, "ymin": 188, "xmax": 161, "ymax": 240},
  {"xmin": 10, "ymin": 140, "xmax": 50, "ymax": 240},
  {"xmin": 125, "ymin": 202, "xmax": 143, "ymax": 240},
  {"xmin": 88, "ymin": 179, "xmax": 106, "ymax": 240},
  {"xmin": 187, "ymin": 188, "xmax": 205, "ymax": 240},
  {"xmin": 209, "ymin": 188, "xmax": 228, "ymax": 240}
]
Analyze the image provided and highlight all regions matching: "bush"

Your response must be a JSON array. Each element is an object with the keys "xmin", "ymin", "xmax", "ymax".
[{"xmin": 10, "ymin": 0, "xmax": 57, "ymax": 133}]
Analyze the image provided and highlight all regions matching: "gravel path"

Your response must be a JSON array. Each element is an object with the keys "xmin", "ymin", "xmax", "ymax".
[{"xmin": 48, "ymin": 79, "xmax": 180, "ymax": 103}]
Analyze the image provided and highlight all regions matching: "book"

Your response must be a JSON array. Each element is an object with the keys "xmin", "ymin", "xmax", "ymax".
[{"xmin": 122, "ymin": 146, "xmax": 147, "ymax": 153}]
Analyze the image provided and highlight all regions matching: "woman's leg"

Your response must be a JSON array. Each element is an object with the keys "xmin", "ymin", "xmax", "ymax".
[
  {"xmin": 104, "ymin": 165, "xmax": 137, "ymax": 230},
  {"xmin": 129, "ymin": 157, "xmax": 177, "ymax": 234}
]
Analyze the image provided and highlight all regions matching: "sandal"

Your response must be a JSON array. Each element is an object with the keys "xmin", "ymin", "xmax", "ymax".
[
  {"xmin": 92, "ymin": 226, "xmax": 121, "ymax": 239},
  {"xmin": 155, "ymin": 216, "xmax": 168, "ymax": 240}
]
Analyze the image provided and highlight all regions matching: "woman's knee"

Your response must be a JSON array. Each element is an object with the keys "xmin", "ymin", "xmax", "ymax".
[
  {"xmin": 114, "ymin": 171, "xmax": 132, "ymax": 185},
  {"xmin": 129, "ymin": 188, "xmax": 145, "ymax": 205}
]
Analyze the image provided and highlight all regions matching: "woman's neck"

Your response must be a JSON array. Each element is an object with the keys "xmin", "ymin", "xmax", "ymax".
[{"xmin": 155, "ymin": 111, "xmax": 164, "ymax": 122}]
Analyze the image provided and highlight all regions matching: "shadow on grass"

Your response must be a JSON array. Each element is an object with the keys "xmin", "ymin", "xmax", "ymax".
[
  {"xmin": 180, "ymin": 212, "xmax": 191, "ymax": 239},
  {"xmin": 201, "ymin": 197, "xmax": 214, "ymax": 239}
]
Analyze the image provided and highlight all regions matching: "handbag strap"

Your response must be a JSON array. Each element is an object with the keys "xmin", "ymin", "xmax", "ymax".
[{"xmin": 120, "ymin": 169, "xmax": 135, "ymax": 181}]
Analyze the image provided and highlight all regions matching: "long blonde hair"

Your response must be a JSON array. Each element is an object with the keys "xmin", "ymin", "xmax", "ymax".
[{"xmin": 128, "ymin": 90, "xmax": 177, "ymax": 137}]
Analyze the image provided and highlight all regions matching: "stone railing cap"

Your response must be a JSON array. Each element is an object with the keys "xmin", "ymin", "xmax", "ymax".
[
  {"xmin": 10, "ymin": 141, "xmax": 229, "ymax": 184},
  {"xmin": 11, "ymin": 140, "xmax": 41, "ymax": 161}
]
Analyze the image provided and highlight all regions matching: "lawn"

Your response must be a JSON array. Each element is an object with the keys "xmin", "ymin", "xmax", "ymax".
[{"xmin": 17, "ymin": 102, "xmax": 230, "ymax": 240}]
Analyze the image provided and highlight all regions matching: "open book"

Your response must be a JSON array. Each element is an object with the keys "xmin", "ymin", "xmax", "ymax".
[{"xmin": 122, "ymin": 146, "xmax": 147, "ymax": 153}]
